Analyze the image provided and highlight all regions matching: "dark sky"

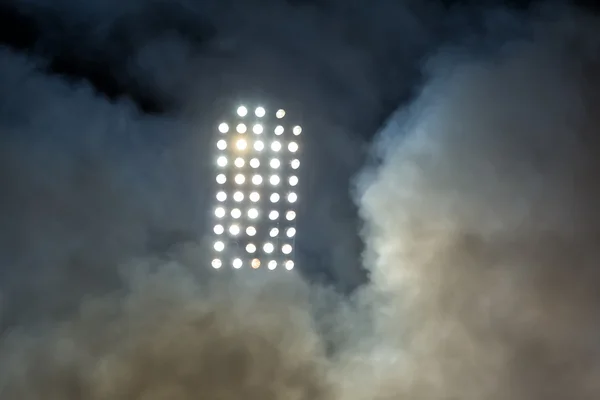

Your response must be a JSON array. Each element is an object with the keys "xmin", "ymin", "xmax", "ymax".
[{"xmin": 0, "ymin": 0, "xmax": 597, "ymax": 322}]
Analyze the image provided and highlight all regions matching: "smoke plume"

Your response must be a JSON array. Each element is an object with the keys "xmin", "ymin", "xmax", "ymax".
[
  {"xmin": 358, "ymin": 6, "xmax": 600, "ymax": 399},
  {"xmin": 3, "ymin": 1, "xmax": 600, "ymax": 400}
]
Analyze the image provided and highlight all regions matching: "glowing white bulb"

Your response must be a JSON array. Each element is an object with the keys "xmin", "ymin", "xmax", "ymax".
[
  {"xmin": 246, "ymin": 243, "xmax": 256, "ymax": 253},
  {"xmin": 218, "ymin": 123, "xmax": 229, "ymax": 133},
  {"xmin": 287, "ymin": 192, "xmax": 297, "ymax": 203},
  {"xmin": 276, "ymin": 109, "xmax": 285, "ymax": 118},
  {"xmin": 282, "ymin": 244, "xmax": 293, "ymax": 254},
  {"xmin": 252, "ymin": 124, "xmax": 263, "ymax": 134},
  {"xmin": 269, "ymin": 228, "xmax": 279, "ymax": 237},
  {"xmin": 235, "ymin": 174, "xmax": 245, "ymax": 184},
  {"xmin": 215, "ymin": 207, "xmax": 225, "ymax": 218},
  {"xmin": 231, "ymin": 208, "xmax": 242, "ymax": 219},
  {"xmin": 249, "ymin": 158, "xmax": 260, "ymax": 168},
  {"xmin": 233, "ymin": 258, "xmax": 243, "ymax": 269},
  {"xmin": 216, "ymin": 191, "xmax": 227, "ymax": 202},
  {"xmin": 236, "ymin": 123, "xmax": 247, "ymax": 133},
  {"xmin": 214, "ymin": 224, "xmax": 224, "ymax": 235},
  {"xmin": 214, "ymin": 241, "xmax": 225, "ymax": 252},
  {"xmin": 237, "ymin": 106, "xmax": 248, "ymax": 117},
  {"xmin": 270, "ymin": 159, "xmax": 280, "ymax": 168},
  {"xmin": 286, "ymin": 211, "xmax": 296, "ymax": 221},
  {"xmin": 269, "ymin": 210, "xmax": 279, "ymax": 220},
  {"xmin": 236, "ymin": 139, "xmax": 247, "ymax": 150},
  {"xmin": 248, "ymin": 208, "xmax": 259, "ymax": 219},
  {"xmin": 289, "ymin": 176, "xmax": 298, "ymax": 186},
  {"xmin": 246, "ymin": 226, "xmax": 257, "ymax": 236},
  {"xmin": 271, "ymin": 141, "xmax": 282, "ymax": 152},
  {"xmin": 254, "ymin": 140, "xmax": 264, "ymax": 151},
  {"xmin": 270, "ymin": 193, "xmax": 280, "ymax": 203},
  {"xmin": 269, "ymin": 175, "xmax": 280, "ymax": 185},
  {"xmin": 212, "ymin": 259, "xmax": 222, "ymax": 269},
  {"xmin": 268, "ymin": 260, "xmax": 277, "ymax": 270},
  {"xmin": 252, "ymin": 175, "xmax": 263, "ymax": 185},
  {"xmin": 293, "ymin": 126, "xmax": 302, "ymax": 135},
  {"xmin": 234, "ymin": 157, "xmax": 245, "ymax": 168},
  {"xmin": 217, "ymin": 139, "xmax": 227, "ymax": 150},
  {"xmin": 286, "ymin": 227, "xmax": 296, "ymax": 238},
  {"xmin": 285, "ymin": 260, "xmax": 294, "ymax": 270},
  {"xmin": 263, "ymin": 242, "xmax": 274, "ymax": 253},
  {"xmin": 255, "ymin": 107, "xmax": 266, "ymax": 117},
  {"xmin": 274, "ymin": 125, "xmax": 284, "ymax": 135},
  {"xmin": 216, "ymin": 174, "xmax": 226, "ymax": 184},
  {"xmin": 233, "ymin": 191, "xmax": 244, "ymax": 202},
  {"xmin": 229, "ymin": 225, "xmax": 240, "ymax": 235},
  {"xmin": 249, "ymin": 192, "xmax": 260, "ymax": 202},
  {"xmin": 217, "ymin": 156, "xmax": 227, "ymax": 167},
  {"xmin": 291, "ymin": 159, "xmax": 300, "ymax": 169},
  {"xmin": 288, "ymin": 142, "xmax": 298, "ymax": 153}
]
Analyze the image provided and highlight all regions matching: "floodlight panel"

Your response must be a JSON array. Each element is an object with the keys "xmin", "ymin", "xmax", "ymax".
[{"xmin": 210, "ymin": 104, "xmax": 301, "ymax": 270}]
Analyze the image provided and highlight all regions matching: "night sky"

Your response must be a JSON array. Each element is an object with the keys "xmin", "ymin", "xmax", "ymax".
[{"xmin": 2, "ymin": 1, "xmax": 600, "ymax": 398}]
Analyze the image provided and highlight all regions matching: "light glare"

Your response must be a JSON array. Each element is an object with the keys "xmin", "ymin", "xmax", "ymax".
[
  {"xmin": 288, "ymin": 192, "xmax": 297, "ymax": 203},
  {"xmin": 214, "ymin": 241, "xmax": 225, "ymax": 252},
  {"xmin": 285, "ymin": 260, "xmax": 294, "ymax": 270},
  {"xmin": 291, "ymin": 159, "xmax": 300, "ymax": 169},
  {"xmin": 214, "ymin": 224, "xmax": 224, "ymax": 235},
  {"xmin": 269, "ymin": 210, "xmax": 279, "ymax": 220},
  {"xmin": 236, "ymin": 139, "xmax": 247, "ymax": 150},
  {"xmin": 282, "ymin": 244, "xmax": 292, "ymax": 254},
  {"xmin": 270, "ymin": 193, "xmax": 280, "ymax": 203},
  {"xmin": 263, "ymin": 242, "xmax": 274, "ymax": 253},
  {"xmin": 274, "ymin": 125, "xmax": 284, "ymax": 135},
  {"xmin": 216, "ymin": 174, "xmax": 226, "ymax": 184},
  {"xmin": 293, "ymin": 126, "xmax": 302, "ymax": 135},
  {"xmin": 246, "ymin": 243, "xmax": 256, "ymax": 253},
  {"xmin": 236, "ymin": 123, "xmax": 247, "ymax": 133},
  {"xmin": 288, "ymin": 142, "xmax": 298, "ymax": 153},
  {"xmin": 286, "ymin": 211, "xmax": 296, "ymax": 221},
  {"xmin": 218, "ymin": 123, "xmax": 229, "ymax": 133},
  {"xmin": 248, "ymin": 208, "xmax": 259, "ymax": 219},
  {"xmin": 211, "ymin": 259, "xmax": 222, "ymax": 269},
  {"xmin": 229, "ymin": 225, "xmax": 240, "ymax": 235},
  {"xmin": 249, "ymin": 192, "xmax": 260, "ymax": 202},
  {"xmin": 269, "ymin": 175, "xmax": 280, "ymax": 185},
  {"xmin": 231, "ymin": 208, "xmax": 242, "ymax": 219},
  {"xmin": 217, "ymin": 140, "xmax": 227, "ymax": 150},
  {"xmin": 268, "ymin": 260, "xmax": 277, "ymax": 270},
  {"xmin": 215, "ymin": 207, "xmax": 225, "ymax": 218},
  {"xmin": 217, "ymin": 156, "xmax": 227, "ymax": 167},
  {"xmin": 235, "ymin": 174, "xmax": 245, "ymax": 184},
  {"xmin": 289, "ymin": 176, "xmax": 298, "ymax": 186},
  {"xmin": 271, "ymin": 141, "xmax": 282, "ymax": 151},
  {"xmin": 216, "ymin": 191, "xmax": 227, "ymax": 202},
  {"xmin": 270, "ymin": 159, "xmax": 280, "ymax": 168},
  {"xmin": 276, "ymin": 109, "xmax": 285, "ymax": 118},
  {"xmin": 286, "ymin": 227, "xmax": 296, "ymax": 237},
  {"xmin": 234, "ymin": 157, "xmax": 245, "ymax": 167},
  {"xmin": 250, "ymin": 158, "xmax": 260, "ymax": 168},
  {"xmin": 255, "ymin": 107, "xmax": 266, "ymax": 117},
  {"xmin": 254, "ymin": 141, "xmax": 264, "ymax": 151},
  {"xmin": 237, "ymin": 106, "xmax": 248, "ymax": 117},
  {"xmin": 246, "ymin": 226, "xmax": 257, "ymax": 236},
  {"xmin": 253, "ymin": 124, "xmax": 263, "ymax": 134},
  {"xmin": 269, "ymin": 228, "xmax": 279, "ymax": 237},
  {"xmin": 233, "ymin": 191, "xmax": 244, "ymax": 202},
  {"xmin": 252, "ymin": 175, "xmax": 263, "ymax": 185},
  {"xmin": 233, "ymin": 258, "xmax": 243, "ymax": 269}
]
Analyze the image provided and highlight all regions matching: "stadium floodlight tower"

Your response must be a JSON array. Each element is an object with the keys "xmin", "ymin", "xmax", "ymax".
[{"xmin": 210, "ymin": 104, "xmax": 301, "ymax": 271}]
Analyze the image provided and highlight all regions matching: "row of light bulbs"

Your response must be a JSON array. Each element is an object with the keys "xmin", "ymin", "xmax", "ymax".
[
  {"xmin": 215, "ymin": 207, "xmax": 296, "ymax": 221},
  {"xmin": 218, "ymin": 122, "xmax": 302, "ymax": 136},
  {"xmin": 216, "ymin": 173, "xmax": 298, "ymax": 186},
  {"xmin": 216, "ymin": 191, "xmax": 297, "ymax": 203},
  {"xmin": 217, "ymin": 156, "xmax": 300, "ymax": 170},
  {"xmin": 214, "ymin": 225, "xmax": 295, "ymax": 238},
  {"xmin": 212, "ymin": 257, "xmax": 294, "ymax": 270},
  {"xmin": 217, "ymin": 138, "xmax": 298, "ymax": 153},
  {"xmin": 213, "ymin": 240, "xmax": 293, "ymax": 254}
]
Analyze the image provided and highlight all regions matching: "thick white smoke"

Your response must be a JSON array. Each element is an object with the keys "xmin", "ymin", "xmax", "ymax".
[
  {"xmin": 358, "ymin": 8, "xmax": 600, "ymax": 400},
  {"xmin": 4, "ymin": 2, "xmax": 600, "ymax": 400}
]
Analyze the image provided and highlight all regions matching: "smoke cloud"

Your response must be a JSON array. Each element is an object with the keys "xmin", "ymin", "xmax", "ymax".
[
  {"xmin": 359, "ymin": 6, "xmax": 600, "ymax": 399},
  {"xmin": 3, "ymin": 1, "xmax": 600, "ymax": 400}
]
